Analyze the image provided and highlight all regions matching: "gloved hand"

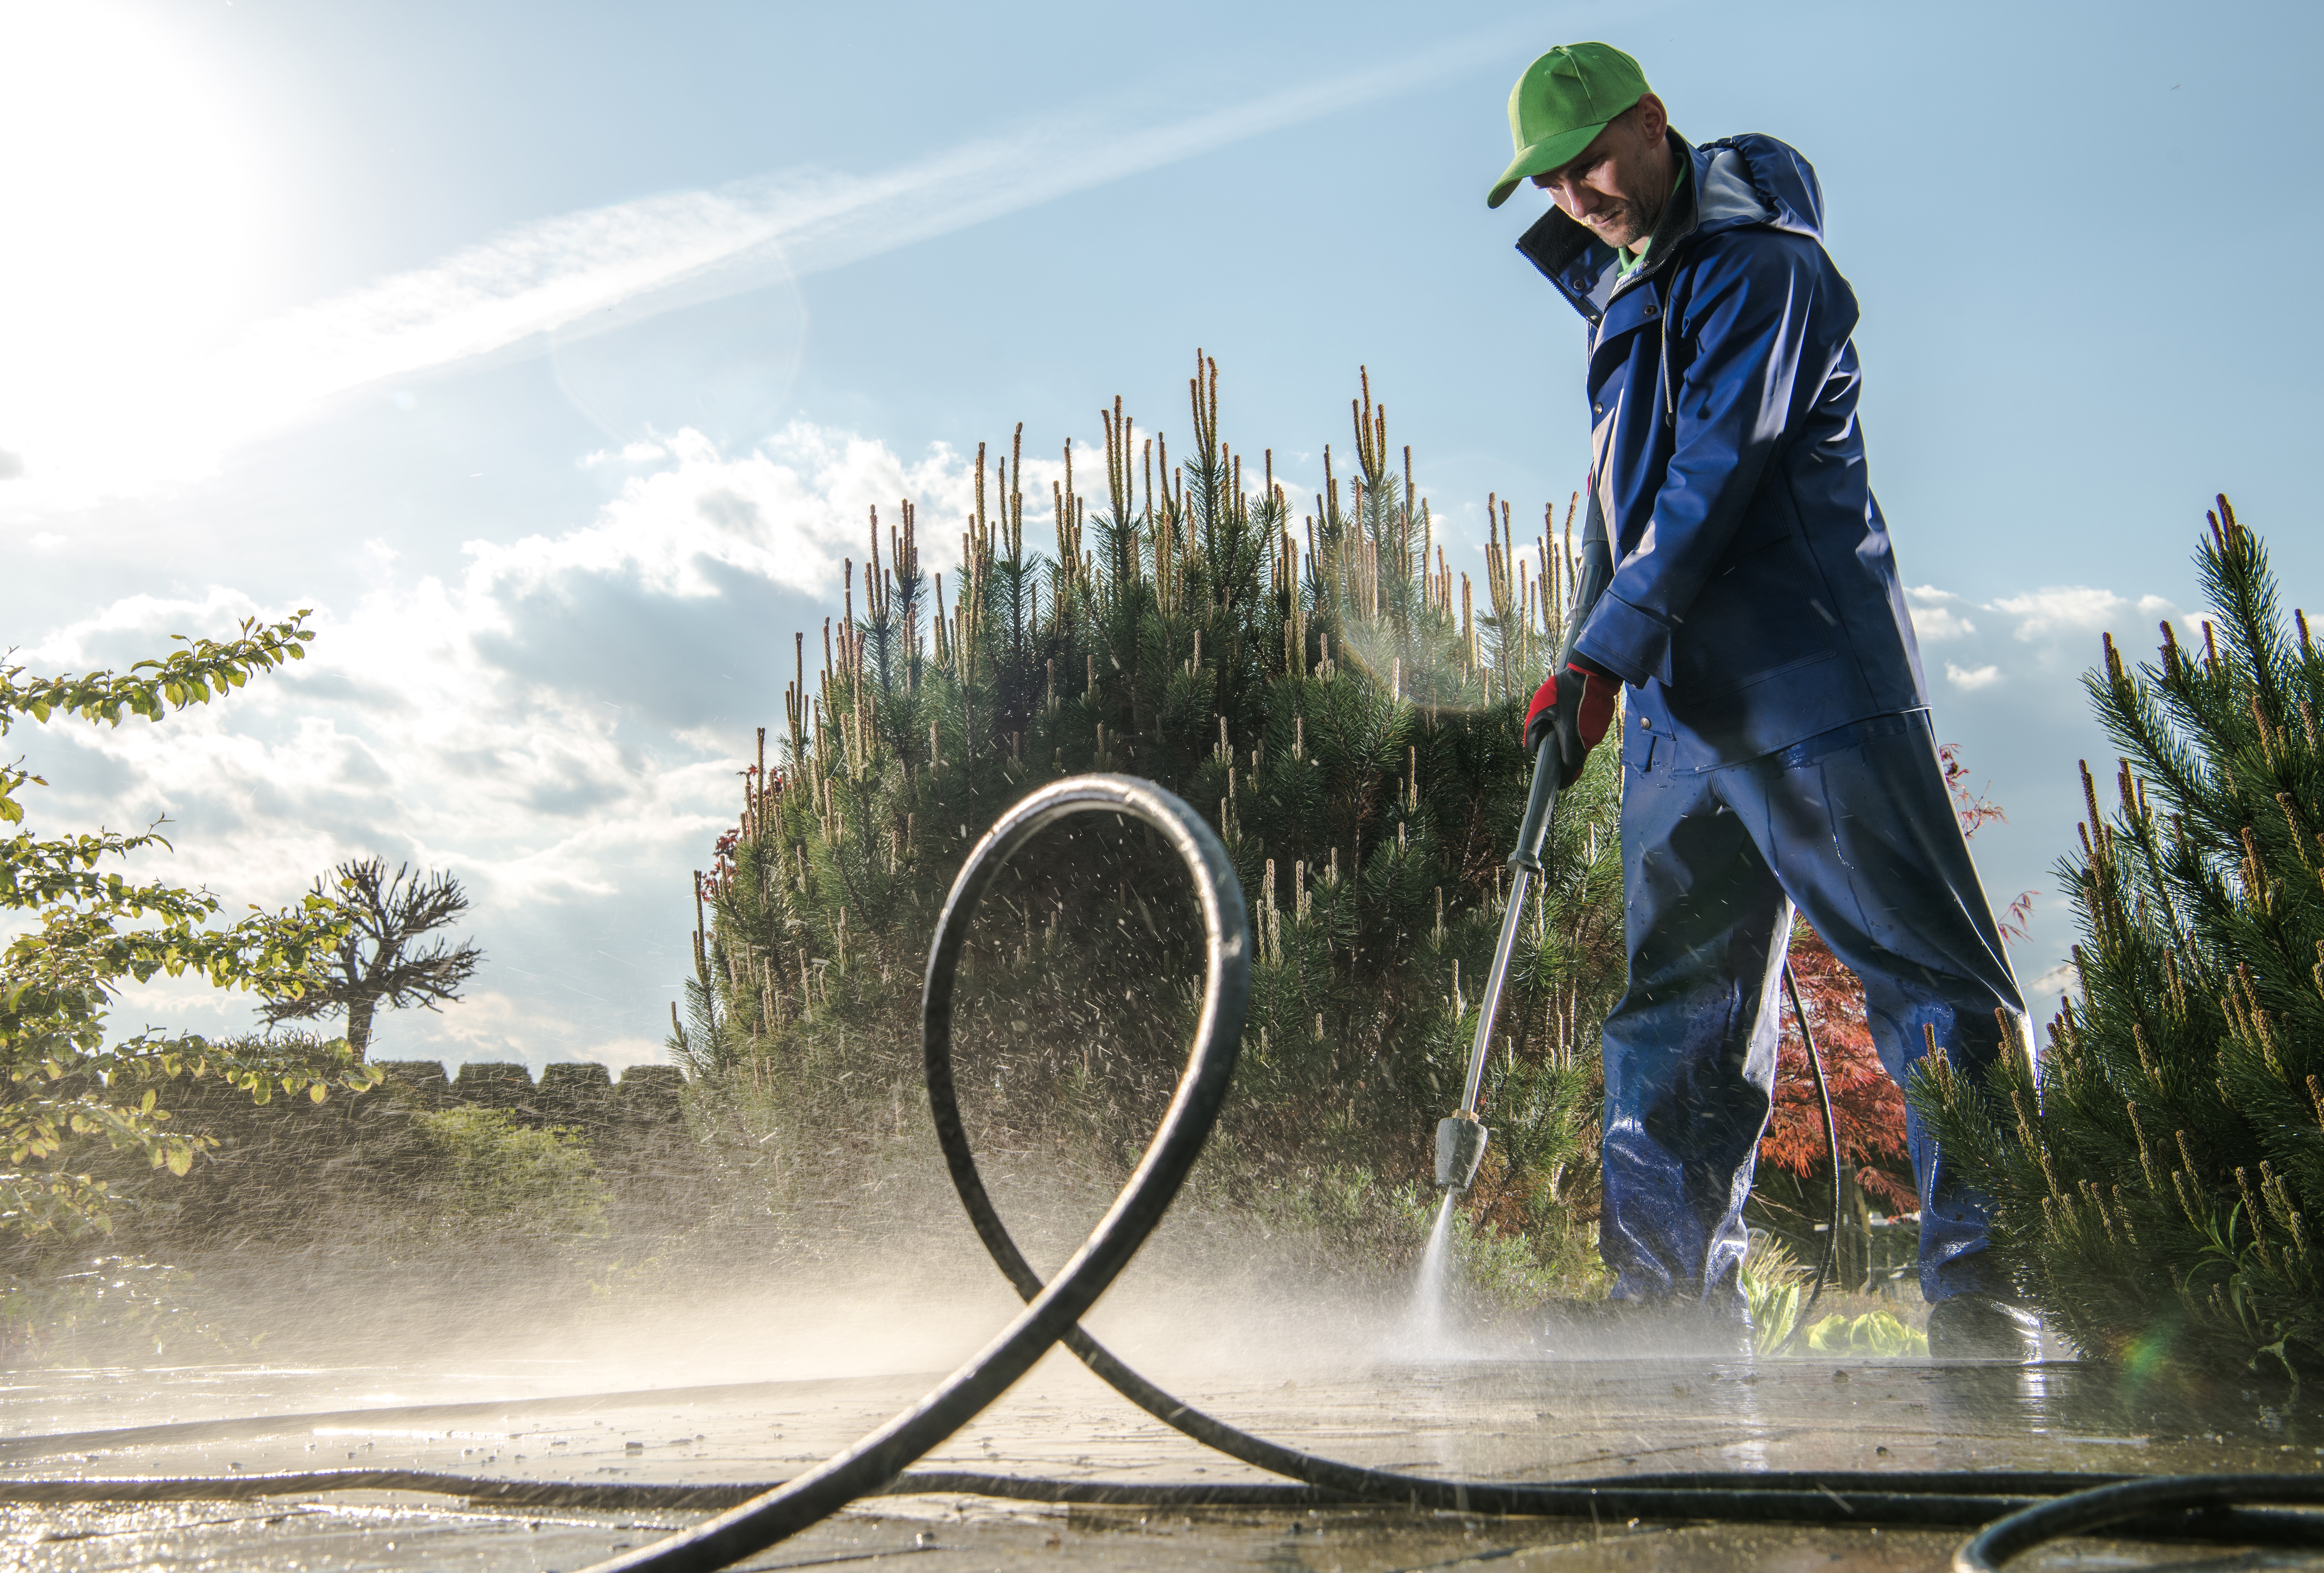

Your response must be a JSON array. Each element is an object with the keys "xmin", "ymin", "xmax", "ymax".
[{"xmin": 1522, "ymin": 661, "xmax": 1620, "ymax": 787}]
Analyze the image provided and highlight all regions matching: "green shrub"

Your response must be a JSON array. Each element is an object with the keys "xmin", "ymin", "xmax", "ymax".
[
  {"xmin": 0, "ymin": 1255, "xmax": 239, "ymax": 1365},
  {"xmin": 1741, "ymin": 1232, "xmax": 1810, "ymax": 1355},
  {"xmin": 1914, "ymin": 499, "xmax": 2324, "ymax": 1382},
  {"xmin": 678, "ymin": 357, "xmax": 1627, "ymax": 1295},
  {"xmin": 410, "ymin": 1108, "xmax": 608, "ymax": 1242}
]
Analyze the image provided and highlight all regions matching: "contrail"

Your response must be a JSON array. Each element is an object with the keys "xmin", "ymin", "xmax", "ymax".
[{"xmin": 219, "ymin": 21, "xmax": 1555, "ymax": 416}]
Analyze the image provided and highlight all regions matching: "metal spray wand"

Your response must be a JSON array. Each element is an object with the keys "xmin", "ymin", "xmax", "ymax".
[{"xmin": 1433, "ymin": 493, "xmax": 1615, "ymax": 1192}]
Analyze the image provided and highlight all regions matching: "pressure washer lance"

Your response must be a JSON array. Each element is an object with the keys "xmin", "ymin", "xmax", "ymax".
[{"xmin": 1434, "ymin": 495, "xmax": 1615, "ymax": 1193}]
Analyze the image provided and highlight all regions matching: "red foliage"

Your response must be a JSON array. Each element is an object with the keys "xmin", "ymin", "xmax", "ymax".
[
  {"xmin": 1764, "ymin": 922, "xmax": 1918, "ymax": 1211},
  {"xmin": 1757, "ymin": 743, "xmax": 2032, "ymax": 1213},
  {"xmin": 1939, "ymin": 743, "xmax": 2007, "ymax": 837}
]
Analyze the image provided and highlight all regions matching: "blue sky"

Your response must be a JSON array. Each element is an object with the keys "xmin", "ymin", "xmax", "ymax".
[{"xmin": 5, "ymin": 0, "xmax": 2319, "ymax": 1069}]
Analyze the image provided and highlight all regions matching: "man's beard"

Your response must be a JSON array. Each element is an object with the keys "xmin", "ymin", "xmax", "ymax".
[{"xmin": 1590, "ymin": 189, "xmax": 1663, "ymax": 250}]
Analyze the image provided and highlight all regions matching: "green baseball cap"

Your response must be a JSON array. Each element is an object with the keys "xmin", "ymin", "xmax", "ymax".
[{"xmin": 1486, "ymin": 42, "xmax": 1650, "ymax": 210}]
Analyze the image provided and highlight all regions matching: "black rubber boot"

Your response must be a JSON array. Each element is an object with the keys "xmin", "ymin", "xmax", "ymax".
[
  {"xmin": 1538, "ymin": 1298, "xmax": 1754, "ymax": 1360},
  {"xmin": 1924, "ymin": 1295, "xmax": 2042, "ymax": 1361}
]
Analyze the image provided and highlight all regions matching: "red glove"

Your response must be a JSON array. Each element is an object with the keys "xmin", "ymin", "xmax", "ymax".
[{"xmin": 1523, "ymin": 662, "xmax": 1620, "ymax": 787}]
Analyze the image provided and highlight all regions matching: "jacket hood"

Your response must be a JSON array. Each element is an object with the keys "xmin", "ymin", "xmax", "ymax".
[{"xmin": 1516, "ymin": 131, "xmax": 1828, "ymax": 322}]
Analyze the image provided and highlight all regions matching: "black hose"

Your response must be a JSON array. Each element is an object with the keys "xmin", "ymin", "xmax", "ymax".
[
  {"xmin": 1781, "ymin": 959, "xmax": 1842, "ymax": 1335},
  {"xmin": 1954, "ymin": 1473, "xmax": 2324, "ymax": 1570},
  {"xmin": 573, "ymin": 776, "xmax": 1252, "ymax": 1573},
  {"xmin": 0, "ymin": 1467, "xmax": 2130, "ymax": 1513},
  {"xmin": 13, "ymin": 1468, "xmax": 2324, "ymax": 1552},
  {"xmin": 14, "ymin": 776, "xmax": 2317, "ymax": 1571},
  {"xmin": 0, "ymin": 1468, "xmax": 2150, "ymax": 1510}
]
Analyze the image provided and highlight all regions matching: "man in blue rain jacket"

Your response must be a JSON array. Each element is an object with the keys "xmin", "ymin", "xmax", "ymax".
[{"xmin": 1492, "ymin": 43, "xmax": 2037, "ymax": 1359}]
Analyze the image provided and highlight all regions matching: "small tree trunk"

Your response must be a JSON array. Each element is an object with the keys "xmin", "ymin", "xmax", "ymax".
[{"xmin": 346, "ymin": 997, "xmax": 376, "ymax": 1062}]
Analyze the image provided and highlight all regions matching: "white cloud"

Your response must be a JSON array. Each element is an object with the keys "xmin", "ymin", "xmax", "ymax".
[
  {"xmin": 475, "ymin": 423, "xmax": 978, "ymax": 601},
  {"xmin": 1907, "ymin": 584, "xmax": 1977, "ymax": 642},
  {"xmin": 1991, "ymin": 585, "xmax": 2177, "ymax": 643},
  {"xmin": 1908, "ymin": 579, "xmax": 2189, "ymax": 1026},
  {"xmin": 2029, "ymin": 961, "xmax": 2077, "ymax": 1002},
  {"xmin": 22, "ymin": 422, "xmax": 982, "ymax": 1067},
  {"xmin": 584, "ymin": 442, "xmax": 673, "ymax": 469},
  {"xmin": 30, "ymin": 573, "xmax": 705, "ymax": 921},
  {"xmin": 420, "ymin": 991, "xmax": 667, "ymax": 1072},
  {"xmin": 577, "ymin": 1038, "xmax": 671, "ymax": 1073}
]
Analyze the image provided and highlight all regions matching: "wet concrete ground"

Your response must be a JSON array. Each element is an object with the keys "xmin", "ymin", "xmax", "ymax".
[{"xmin": 4, "ymin": 1347, "xmax": 2320, "ymax": 1571}]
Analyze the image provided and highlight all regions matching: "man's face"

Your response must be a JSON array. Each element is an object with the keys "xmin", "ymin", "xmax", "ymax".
[{"xmin": 1531, "ymin": 94, "xmax": 1669, "ymax": 250}]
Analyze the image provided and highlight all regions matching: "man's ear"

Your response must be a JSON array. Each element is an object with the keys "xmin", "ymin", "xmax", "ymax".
[{"xmin": 1630, "ymin": 93, "xmax": 1669, "ymax": 142}]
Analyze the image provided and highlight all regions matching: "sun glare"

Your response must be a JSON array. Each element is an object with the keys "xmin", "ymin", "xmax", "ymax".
[{"xmin": 0, "ymin": 1, "xmax": 273, "ymax": 506}]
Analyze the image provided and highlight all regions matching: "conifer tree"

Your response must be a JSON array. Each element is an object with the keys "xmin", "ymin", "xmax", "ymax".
[
  {"xmin": 1915, "ymin": 499, "xmax": 2324, "ymax": 1380},
  {"xmin": 674, "ymin": 357, "xmax": 1627, "ymax": 1270}
]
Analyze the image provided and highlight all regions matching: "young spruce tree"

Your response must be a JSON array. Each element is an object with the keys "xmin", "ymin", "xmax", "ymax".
[
  {"xmin": 1915, "ymin": 499, "xmax": 2324, "ymax": 1381},
  {"xmin": 673, "ymin": 357, "xmax": 1628, "ymax": 1284}
]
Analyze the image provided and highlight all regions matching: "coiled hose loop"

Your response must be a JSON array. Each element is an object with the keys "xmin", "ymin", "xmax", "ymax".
[{"xmin": 582, "ymin": 775, "xmax": 1250, "ymax": 1573}]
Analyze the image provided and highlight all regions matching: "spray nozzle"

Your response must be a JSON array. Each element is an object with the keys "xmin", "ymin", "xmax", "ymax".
[{"xmin": 1434, "ymin": 1111, "xmax": 1489, "ymax": 1192}]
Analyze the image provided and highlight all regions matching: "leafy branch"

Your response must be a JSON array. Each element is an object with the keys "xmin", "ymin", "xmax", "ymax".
[{"xmin": 0, "ymin": 612, "xmax": 382, "ymax": 1240}]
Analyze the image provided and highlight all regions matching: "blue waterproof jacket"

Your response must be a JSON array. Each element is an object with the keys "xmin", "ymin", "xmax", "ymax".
[{"xmin": 1518, "ymin": 131, "xmax": 1927, "ymax": 767}]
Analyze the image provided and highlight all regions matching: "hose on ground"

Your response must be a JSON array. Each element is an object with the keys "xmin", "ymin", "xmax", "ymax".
[
  {"xmin": 7, "ymin": 776, "xmax": 2316, "ymax": 1570},
  {"xmin": 0, "ymin": 1467, "xmax": 2159, "ymax": 1511},
  {"xmin": 11, "ymin": 1466, "xmax": 2324, "ymax": 1553},
  {"xmin": 10, "ymin": 1466, "xmax": 2324, "ymax": 1550},
  {"xmin": 1955, "ymin": 1473, "xmax": 2324, "ymax": 1570}
]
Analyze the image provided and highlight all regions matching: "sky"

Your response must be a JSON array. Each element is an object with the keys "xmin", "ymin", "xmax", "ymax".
[{"xmin": 5, "ymin": 0, "xmax": 2320, "ymax": 1072}]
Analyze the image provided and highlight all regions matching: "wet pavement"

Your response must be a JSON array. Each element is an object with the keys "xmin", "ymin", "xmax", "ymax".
[{"xmin": 3, "ymin": 1348, "xmax": 2320, "ymax": 1570}]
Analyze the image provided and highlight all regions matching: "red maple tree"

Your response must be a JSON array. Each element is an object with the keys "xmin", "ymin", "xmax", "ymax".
[{"xmin": 1760, "ymin": 746, "xmax": 2031, "ymax": 1213}]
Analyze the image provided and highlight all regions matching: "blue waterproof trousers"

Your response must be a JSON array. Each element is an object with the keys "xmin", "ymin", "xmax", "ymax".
[{"xmin": 1600, "ymin": 709, "xmax": 2026, "ymax": 1313}]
